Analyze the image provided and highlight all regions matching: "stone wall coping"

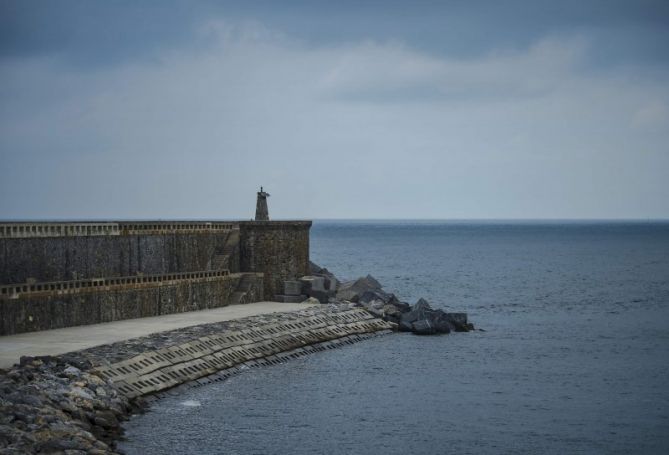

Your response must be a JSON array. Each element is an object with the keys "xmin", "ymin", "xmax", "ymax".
[
  {"xmin": 0, "ymin": 221, "xmax": 239, "ymax": 238},
  {"xmin": 238, "ymin": 220, "xmax": 312, "ymax": 229},
  {"xmin": 0, "ymin": 220, "xmax": 313, "ymax": 238},
  {"xmin": 0, "ymin": 269, "xmax": 232, "ymax": 300}
]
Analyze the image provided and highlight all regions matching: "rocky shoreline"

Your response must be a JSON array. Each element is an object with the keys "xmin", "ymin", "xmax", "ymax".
[
  {"xmin": 1, "ymin": 265, "xmax": 473, "ymax": 454},
  {"xmin": 0, "ymin": 355, "xmax": 137, "ymax": 454}
]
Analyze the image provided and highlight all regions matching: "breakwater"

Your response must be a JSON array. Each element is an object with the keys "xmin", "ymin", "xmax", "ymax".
[
  {"xmin": 0, "ymin": 305, "xmax": 395, "ymax": 454},
  {"xmin": 0, "ymin": 220, "xmax": 311, "ymax": 334},
  {"xmin": 89, "ymin": 306, "xmax": 392, "ymax": 399}
]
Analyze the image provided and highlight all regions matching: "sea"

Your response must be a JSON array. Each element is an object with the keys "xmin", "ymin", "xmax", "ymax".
[{"xmin": 120, "ymin": 220, "xmax": 669, "ymax": 454}]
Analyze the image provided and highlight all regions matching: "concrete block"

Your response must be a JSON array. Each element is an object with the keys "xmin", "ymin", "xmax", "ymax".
[
  {"xmin": 300, "ymin": 276, "xmax": 325, "ymax": 292},
  {"xmin": 307, "ymin": 289, "xmax": 334, "ymax": 304},
  {"xmin": 274, "ymin": 294, "xmax": 308, "ymax": 303},
  {"xmin": 283, "ymin": 281, "xmax": 304, "ymax": 296},
  {"xmin": 323, "ymin": 275, "xmax": 339, "ymax": 291}
]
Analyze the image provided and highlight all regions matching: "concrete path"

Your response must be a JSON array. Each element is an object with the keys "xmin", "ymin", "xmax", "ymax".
[{"xmin": 0, "ymin": 302, "xmax": 317, "ymax": 369}]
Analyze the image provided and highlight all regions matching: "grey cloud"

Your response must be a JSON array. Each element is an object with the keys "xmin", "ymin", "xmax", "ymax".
[
  {"xmin": 2, "ymin": 1, "xmax": 669, "ymax": 68},
  {"xmin": 1, "ymin": 3, "xmax": 668, "ymax": 219}
]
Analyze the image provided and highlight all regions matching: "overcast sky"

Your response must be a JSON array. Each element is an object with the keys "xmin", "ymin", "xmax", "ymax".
[{"xmin": 1, "ymin": 0, "xmax": 668, "ymax": 220}]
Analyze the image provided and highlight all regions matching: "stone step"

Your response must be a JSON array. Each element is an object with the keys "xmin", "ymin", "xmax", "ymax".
[{"xmin": 220, "ymin": 230, "xmax": 240, "ymax": 256}]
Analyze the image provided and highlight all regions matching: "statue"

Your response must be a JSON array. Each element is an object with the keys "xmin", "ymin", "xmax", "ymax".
[{"xmin": 255, "ymin": 186, "xmax": 270, "ymax": 221}]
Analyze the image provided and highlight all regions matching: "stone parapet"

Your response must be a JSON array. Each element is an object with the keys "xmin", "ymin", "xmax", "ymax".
[
  {"xmin": 0, "ymin": 221, "xmax": 237, "ymax": 239},
  {"xmin": 237, "ymin": 220, "xmax": 312, "ymax": 230},
  {"xmin": 0, "ymin": 222, "xmax": 120, "ymax": 238},
  {"xmin": 118, "ymin": 222, "xmax": 236, "ymax": 235}
]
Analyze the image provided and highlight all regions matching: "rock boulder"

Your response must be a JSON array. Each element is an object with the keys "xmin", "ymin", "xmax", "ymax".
[
  {"xmin": 411, "ymin": 319, "xmax": 437, "ymax": 335},
  {"xmin": 399, "ymin": 299, "xmax": 472, "ymax": 335},
  {"xmin": 336, "ymin": 275, "xmax": 383, "ymax": 302}
]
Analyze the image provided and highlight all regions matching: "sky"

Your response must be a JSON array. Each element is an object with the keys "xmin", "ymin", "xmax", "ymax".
[{"xmin": 1, "ymin": 0, "xmax": 668, "ymax": 220}]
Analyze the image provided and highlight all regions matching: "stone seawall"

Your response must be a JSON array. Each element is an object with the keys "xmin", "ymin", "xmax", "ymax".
[
  {"xmin": 1, "ymin": 229, "xmax": 236, "ymax": 284},
  {"xmin": 1, "ymin": 220, "xmax": 313, "ymax": 335},
  {"xmin": 0, "ymin": 306, "xmax": 395, "ymax": 454},
  {"xmin": 0, "ymin": 272, "xmax": 263, "ymax": 336}
]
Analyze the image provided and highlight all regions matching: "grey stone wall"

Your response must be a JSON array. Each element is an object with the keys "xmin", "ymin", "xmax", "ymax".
[
  {"xmin": 0, "ymin": 219, "xmax": 311, "ymax": 333},
  {"xmin": 0, "ymin": 274, "xmax": 255, "ymax": 335},
  {"xmin": 1, "ymin": 231, "xmax": 236, "ymax": 284},
  {"xmin": 239, "ymin": 221, "xmax": 311, "ymax": 300},
  {"xmin": 238, "ymin": 273, "xmax": 264, "ymax": 304}
]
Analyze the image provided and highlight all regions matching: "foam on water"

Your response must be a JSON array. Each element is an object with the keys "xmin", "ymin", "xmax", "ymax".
[{"xmin": 179, "ymin": 400, "xmax": 201, "ymax": 407}]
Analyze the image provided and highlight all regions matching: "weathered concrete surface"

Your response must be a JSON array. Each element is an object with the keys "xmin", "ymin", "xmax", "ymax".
[{"xmin": 0, "ymin": 301, "xmax": 317, "ymax": 368}]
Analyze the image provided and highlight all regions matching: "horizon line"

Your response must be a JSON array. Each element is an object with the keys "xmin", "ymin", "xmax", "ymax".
[{"xmin": 1, "ymin": 217, "xmax": 668, "ymax": 223}]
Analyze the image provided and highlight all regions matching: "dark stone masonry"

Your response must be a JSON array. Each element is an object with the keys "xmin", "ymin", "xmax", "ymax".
[
  {"xmin": 0, "ymin": 230, "xmax": 234, "ymax": 284},
  {"xmin": 0, "ymin": 218, "xmax": 309, "ymax": 334},
  {"xmin": 238, "ymin": 221, "xmax": 311, "ymax": 300},
  {"xmin": 254, "ymin": 187, "xmax": 270, "ymax": 221},
  {"xmin": 0, "ymin": 272, "xmax": 264, "ymax": 336}
]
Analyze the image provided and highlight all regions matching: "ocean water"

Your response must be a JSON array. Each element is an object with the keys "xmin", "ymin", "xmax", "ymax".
[{"xmin": 120, "ymin": 221, "xmax": 669, "ymax": 454}]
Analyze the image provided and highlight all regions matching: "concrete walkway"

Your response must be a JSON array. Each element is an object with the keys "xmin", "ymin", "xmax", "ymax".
[{"xmin": 0, "ymin": 302, "xmax": 318, "ymax": 369}]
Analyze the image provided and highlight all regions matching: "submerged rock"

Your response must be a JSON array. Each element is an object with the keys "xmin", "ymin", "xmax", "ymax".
[
  {"xmin": 432, "ymin": 315, "xmax": 455, "ymax": 334},
  {"xmin": 443, "ymin": 313, "xmax": 470, "ymax": 332}
]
